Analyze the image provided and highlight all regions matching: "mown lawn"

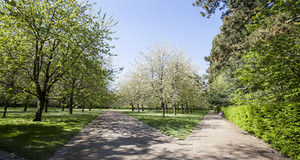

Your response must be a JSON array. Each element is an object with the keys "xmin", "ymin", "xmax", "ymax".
[
  {"xmin": 123, "ymin": 109, "xmax": 209, "ymax": 140},
  {"xmin": 0, "ymin": 107, "xmax": 102, "ymax": 160}
]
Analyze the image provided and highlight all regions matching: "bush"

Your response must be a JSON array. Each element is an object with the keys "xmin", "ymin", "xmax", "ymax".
[{"xmin": 221, "ymin": 103, "xmax": 300, "ymax": 160}]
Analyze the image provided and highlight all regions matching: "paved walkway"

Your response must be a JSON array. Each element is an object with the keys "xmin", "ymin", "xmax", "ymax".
[{"xmin": 49, "ymin": 111, "xmax": 288, "ymax": 160}]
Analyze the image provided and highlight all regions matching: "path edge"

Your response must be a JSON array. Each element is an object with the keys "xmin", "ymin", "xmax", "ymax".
[{"xmin": 48, "ymin": 111, "xmax": 106, "ymax": 160}]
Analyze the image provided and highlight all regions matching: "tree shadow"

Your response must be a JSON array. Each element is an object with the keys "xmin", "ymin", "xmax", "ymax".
[
  {"xmin": 0, "ymin": 124, "xmax": 75, "ymax": 160},
  {"xmin": 50, "ymin": 111, "xmax": 289, "ymax": 160},
  {"xmin": 51, "ymin": 111, "xmax": 198, "ymax": 160}
]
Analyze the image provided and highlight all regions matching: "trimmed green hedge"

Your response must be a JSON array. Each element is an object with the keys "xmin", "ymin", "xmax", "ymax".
[{"xmin": 221, "ymin": 103, "xmax": 300, "ymax": 160}]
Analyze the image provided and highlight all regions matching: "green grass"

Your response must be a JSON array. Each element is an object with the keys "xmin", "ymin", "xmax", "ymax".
[
  {"xmin": 0, "ymin": 107, "xmax": 102, "ymax": 160},
  {"xmin": 123, "ymin": 110, "xmax": 209, "ymax": 140}
]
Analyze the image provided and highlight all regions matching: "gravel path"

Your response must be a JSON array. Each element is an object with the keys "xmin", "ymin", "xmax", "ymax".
[{"xmin": 49, "ymin": 110, "xmax": 289, "ymax": 160}]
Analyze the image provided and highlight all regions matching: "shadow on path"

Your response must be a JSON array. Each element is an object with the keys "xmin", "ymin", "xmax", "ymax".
[{"xmin": 50, "ymin": 111, "xmax": 289, "ymax": 160}]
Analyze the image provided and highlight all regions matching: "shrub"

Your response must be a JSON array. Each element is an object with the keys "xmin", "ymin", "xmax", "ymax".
[{"xmin": 221, "ymin": 103, "xmax": 300, "ymax": 160}]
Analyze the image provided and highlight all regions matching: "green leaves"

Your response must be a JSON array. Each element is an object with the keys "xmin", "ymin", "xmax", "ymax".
[
  {"xmin": 235, "ymin": 32, "xmax": 300, "ymax": 104},
  {"xmin": 197, "ymin": 1, "xmax": 299, "ymax": 158},
  {"xmin": 222, "ymin": 103, "xmax": 300, "ymax": 159},
  {"xmin": 198, "ymin": 0, "xmax": 299, "ymax": 107},
  {"xmin": 0, "ymin": 0, "xmax": 117, "ymax": 120},
  {"xmin": 117, "ymin": 42, "xmax": 207, "ymax": 114}
]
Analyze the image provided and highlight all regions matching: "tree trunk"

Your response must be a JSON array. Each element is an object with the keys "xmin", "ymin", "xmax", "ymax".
[
  {"xmin": 69, "ymin": 96, "xmax": 73, "ymax": 114},
  {"xmin": 69, "ymin": 78, "xmax": 76, "ymax": 114},
  {"xmin": 161, "ymin": 101, "xmax": 165, "ymax": 118},
  {"xmin": 61, "ymin": 97, "xmax": 66, "ymax": 111},
  {"xmin": 185, "ymin": 102, "xmax": 188, "ymax": 114},
  {"xmin": 181, "ymin": 103, "xmax": 184, "ymax": 114},
  {"xmin": 23, "ymin": 105, "xmax": 28, "ymax": 112},
  {"xmin": 24, "ymin": 96, "xmax": 29, "ymax": 112},
  {"xmin": 137, "ymin": 104, "xmax": 140, "ymax": 113},
  {"xmin": 45, "ymin": 98, "xmax": 49, "ymax": 112},
  {"xmin": 131, "ymin": 104, "xmax": 134, "ymax": 112},
  {"xmin": 166, "ymin": 103, "xmax": 168, "ymax": 113},
  {"xmin": 33, "ymin": 97, "xmax": 46, "ymax": 121},
  {"xmin": 142, "ymin": 104, "xmax": 144, "ymax": 111},
  {"xmin": 173, "ymin": 103, "xmax": 176, "ymax": 116},
  {"xmin": 89, "ymin": 105, "xmax": 92, "ymax": 111},
  {"xmin": 3, "ymin": 99, "xmax": 9, "ymax": 117},
  {"xmin": 13, "ymin": 101, "xmax": 17, "ymax": 108},
  {"xmin": 82, "ymin": 105, "xmax": 85, "ymax": 112}
]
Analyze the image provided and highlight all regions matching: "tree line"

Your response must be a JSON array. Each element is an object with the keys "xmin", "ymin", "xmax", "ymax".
[
  {"xmin": 0, "ymin": 0, "xmax": 117, "ymax": 121},
  {"xmin": 193, "ymin": 0, "xmax": 299, "ymax": 108},
  {"xmin": 116, "ymin": 43, "xmax": 208, "ymax": 117},
  {"xmin": 193, "ymin": 1, "xmax": 299, "ymax": 158}
]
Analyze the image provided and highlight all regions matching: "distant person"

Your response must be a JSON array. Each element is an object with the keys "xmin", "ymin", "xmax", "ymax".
[{"xmin": 219, "ymin": 111, "xmax": 224, "ymax": 117}]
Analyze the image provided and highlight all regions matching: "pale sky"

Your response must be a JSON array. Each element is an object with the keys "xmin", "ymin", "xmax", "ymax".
[{"xmin": 82, "ymin": 0, "xmax": 223, "ymax": 81}]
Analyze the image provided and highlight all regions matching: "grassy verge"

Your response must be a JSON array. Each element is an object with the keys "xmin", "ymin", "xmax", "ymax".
[
  {"xmin": 123, "ymin": 110, "xmax": 209, "ymax": 140},
  {"xmin": 0, "ymin": 107, "xmax": 102, "ymax": 160}
]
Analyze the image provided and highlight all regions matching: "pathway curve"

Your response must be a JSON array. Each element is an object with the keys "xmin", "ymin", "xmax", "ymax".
[{"xmin": 49, "ymin": 111, "xmax": 289, "ymax": 160}]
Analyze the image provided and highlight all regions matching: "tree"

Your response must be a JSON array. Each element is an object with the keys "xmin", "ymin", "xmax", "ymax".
[
  {"xmin": 140, "ymin": 43, "xmax": 173, "ymax": 117},
  {"xmin": 117, "ymin": 74, "xmax": 139, "ymax": 111},
  {"xmin": 0, "ymin": 0, "xmax": 116, "ymax": 121},
  {"xmin": 0, "ymin": 48, "xmax": 24, "ymax": 117},
  {"xmin": 234, "ymin": 26, "xmax": 300, "ymax": 104},
  {"xmin": 118, "ymin": 42, "xmax": 207, "ymax": 117},
  {"xmin": 195, "ymin": 0, "xmax": 300, "ymax": 106}
]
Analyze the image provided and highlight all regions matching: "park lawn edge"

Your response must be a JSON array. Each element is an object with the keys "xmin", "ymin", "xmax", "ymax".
[
  {"xmin": 123, "ymin": 109, "xmax": 209, "ymax": 140},
  {"xmin": 0, "ymin": 108, "xmax": 103, "ymax": 160}
]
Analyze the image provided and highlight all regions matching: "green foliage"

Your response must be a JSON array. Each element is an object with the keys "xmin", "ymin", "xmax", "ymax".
[
  {"xmin": 221, "ymin": 103, "xmax": 300, "ymax": 159},
  {"xmin": 0, "ymin": 108, "xmax": 102, "ymax": 159},
  {"xmin": 207, "ymin": 69, "xmax": 237, "ymax": 110},
  {"xmin": 199, "ymin": 0, "xmax": 299, "ymax": 105},
  {"xmin": 234, "ymin": 31, "xmax": 300, "ymax": 104},
  {"xmin": 0, "ymin": 0, "xmax": 117, "ymax": 120},
  {"xmin": 124, "ymin": 110, "xmax": 209, "ymax": 140},
  {"xmin": 232, "ymin": 0, "xmax": 300, "ymax": 104},
  {"xmin": 195, "ymin": 1, "xmax": 299, "ymax": 159},
  {"xmin": 118, "ymin": 43, "xmax": 208, "ymax": 116}
]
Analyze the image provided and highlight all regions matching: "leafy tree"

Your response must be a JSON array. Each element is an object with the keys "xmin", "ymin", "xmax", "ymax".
[
  {"xmin": 0, "ymin": 49, "xmax": 24, "ymax": 117},
  {"xmin": 141, "ymin": 43, "xmax": 174, "ymax": 117},
  {"xmin": 234, "ymin": 25, "xmax": 300, "ymax": 104},
  {"xmin": 117, "ymin": 74, "xmax": 140, "ymax": 111},
  {"xmin": 195, "ymin": 0, "xmax": 300, "ymax": 106},
  {"xmin": 118, "ymin": 42, "xmax": 207, "ymax": 117},
  {"xmin": 0, "ymin": 0, "xmax": 116, "ymax": 121},
  {"xmin": 195, "ymin": 1, "xmax": 299, "ymax": 158}
]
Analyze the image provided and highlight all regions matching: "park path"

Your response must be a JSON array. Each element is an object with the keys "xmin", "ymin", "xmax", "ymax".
[{"xmin": 49, "ymin": 111, "xmax": 289, "ymax": 160}]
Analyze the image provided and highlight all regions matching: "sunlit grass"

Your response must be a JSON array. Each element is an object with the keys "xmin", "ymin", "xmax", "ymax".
[
  {"xmin": 0, "ymin": 107, "xmax": 102, "ymax": 160},
  {"xmin": 123, "ymin": 109, "xmax": 209, "ymax": 140}
]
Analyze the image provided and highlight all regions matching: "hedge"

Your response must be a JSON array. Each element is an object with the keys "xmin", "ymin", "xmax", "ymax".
[{"xmin": 221, "ymin": 103, "xmax": 300, "ymax": 160}]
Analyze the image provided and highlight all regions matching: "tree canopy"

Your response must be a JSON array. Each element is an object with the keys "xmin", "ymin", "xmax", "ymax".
[
  {"xmin": 0, "ymin": 0, "xmax": 117, "ymax": 121},
  {"xmin": 117, "ymin": 43, "xmax": 208, "ymax": 117},
  {"xmin": 194, "ymin": 0, "xmax": 300, "ymax": 106}
]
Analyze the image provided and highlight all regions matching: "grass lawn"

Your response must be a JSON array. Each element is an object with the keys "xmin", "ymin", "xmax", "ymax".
[
  {"xmin": 123, "ymin": 109, "xmax": 209, "ymax": 140},
  {"xmin": 0, "ymin": 107, "xmax": 102, "ymax": 160}
]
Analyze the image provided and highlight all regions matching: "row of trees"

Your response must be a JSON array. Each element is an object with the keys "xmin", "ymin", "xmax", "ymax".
[
  {"xmin": 193, "ymin": 0, "xmax": 299, "ymax": 108},
  {"xmin": 194, "ymin": 1, "xmax": 299, "ymax": 158},
  {"xmin": 0, "ymin": 0, "xmax": 117, "ymax": 121},
  {"xmin": 117, "ymin": 43, "xmax": 208, "ymax": 117}
]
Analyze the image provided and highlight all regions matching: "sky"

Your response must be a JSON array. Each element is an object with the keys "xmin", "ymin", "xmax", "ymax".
[{"xmin": 83, "ymin": 0, "xmax": 223, "ymax": 81}]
